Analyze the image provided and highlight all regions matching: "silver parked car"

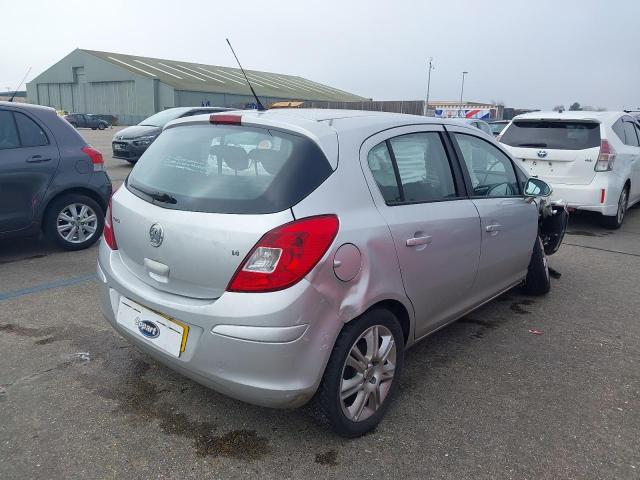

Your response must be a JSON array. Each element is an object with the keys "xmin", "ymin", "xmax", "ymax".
[{"xmin": 98, "ymin": 109, "xmax": 567, "ymax": 437}]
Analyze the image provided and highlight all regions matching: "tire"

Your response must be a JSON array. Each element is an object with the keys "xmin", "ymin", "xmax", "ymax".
[
  {"xmin": 98, "ymin": 123, "xmax": 106, "ymax": 130},
  {"xmin": 91, "ymin": 127, "xmax": 97, "ymax": 130},
  {"xmin": 45, "ymin": 194, "xmax": 105, "ymax": 251},
  {"xmin": 316, "ymin": 308, "xmax": 404, "ymax": 438},
  {"xmin": 70, "ymin": 122, "xmax": 77, "ymax": 128},
  {"xmin": 601, "ymin": 185, "xmax": 629, "ymax": 230},
  {"xmin": 523, "ymin": 236, "xmax": 550, "ymax": 295}
]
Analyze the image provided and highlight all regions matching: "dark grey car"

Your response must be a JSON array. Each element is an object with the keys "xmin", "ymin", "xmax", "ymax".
[
  {"xmin": 112, "ymin": 107, "xmax": 231, "ymax": 163},
  {"xmin": 0, "ymin": 101, "xmax": 112, "ymax": 250},
  {"xmin": 64, "ymin": 113, "xmax": 110, "ymax": 130}
]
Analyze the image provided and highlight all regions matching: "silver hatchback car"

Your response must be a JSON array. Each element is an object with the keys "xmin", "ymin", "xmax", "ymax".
[{"xmin": 98, "ymin": 109, "xmax": 567, "ymax": 437}]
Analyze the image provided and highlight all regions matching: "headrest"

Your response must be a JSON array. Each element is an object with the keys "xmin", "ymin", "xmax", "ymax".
[{"xmin": 210, "ymin": 145, "xmax": 249, "ymax": 171}]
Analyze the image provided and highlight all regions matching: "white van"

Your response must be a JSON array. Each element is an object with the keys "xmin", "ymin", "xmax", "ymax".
[{"xmin": 499, "ymin": 111, "xmax": 640, "ymax": 228}]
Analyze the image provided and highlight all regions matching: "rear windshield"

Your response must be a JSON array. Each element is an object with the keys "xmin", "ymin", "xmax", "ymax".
[
  {"xmin": 500, "ymin": 120, "xmax": 601, "ymax": 150},
  {"xmin": 126, "ymin": 124, "xmax": 332, "ymax": 214}
]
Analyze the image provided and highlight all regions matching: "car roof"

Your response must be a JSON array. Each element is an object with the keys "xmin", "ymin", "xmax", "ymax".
[
  {"xmin": 169, "ymin": 107, "xmax": 490, "ymax": 141},
  {"xmin": 167, "ymin": 108, "xmax": 490, "ymax": 170},
  {"xmin": 0, "ymin": 101, "xmax": 56, "ymax": 114},
  {"xmin": 513, "ymin": 110, "xmax": 624, "ymax": 123}
]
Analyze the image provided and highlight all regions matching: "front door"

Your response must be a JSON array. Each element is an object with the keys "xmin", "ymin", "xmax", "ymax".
[
  {"xmin": 0, "ymin": 109, "xmax": 60, "ymax": 233},
  {"xmin": 448, "ymin": 129, "xmax": 538, "ymax": 301},
  {"xmin": 361, "ymin": 126, "xmax": 481, "ymax": 338}
]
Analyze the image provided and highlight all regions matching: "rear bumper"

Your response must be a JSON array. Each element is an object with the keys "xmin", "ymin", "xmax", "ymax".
[
  {"xmin": 96, "ymin": 241, "xmax": 341, "ymax": 408},
  {"xmin": 548, "ymin": 174, "xmax": 622, "ymax": 216}
]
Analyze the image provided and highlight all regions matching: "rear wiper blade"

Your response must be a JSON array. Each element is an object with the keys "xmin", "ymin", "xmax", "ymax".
[
  {"xmin": 128, "ymin": 183, "xmax": 177, "ymax": 204},
  {"xmin": 518, "ymin": 142, "xmax": 548, "ymax": 147}
]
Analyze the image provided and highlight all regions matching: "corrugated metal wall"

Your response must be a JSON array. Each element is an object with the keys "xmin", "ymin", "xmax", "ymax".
[{"xmin": 35, "ymin": 81, "xmax": 136, "ymax": 123}]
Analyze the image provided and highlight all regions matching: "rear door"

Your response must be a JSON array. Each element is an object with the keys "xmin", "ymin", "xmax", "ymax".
[
  {"xmin": 500, "ymin": 119, "xmax": 601, "ymax": 185},
  {"xmin": 361, "ymin": 125, "xmax": 481, "ymax": 338},
  {"xmin": 448, "ymin": 128, "xmax": 538, "ymax": 301},
  {"xmin": 0, "ymin": 109, "xmax": 61, "ymax": 233}
]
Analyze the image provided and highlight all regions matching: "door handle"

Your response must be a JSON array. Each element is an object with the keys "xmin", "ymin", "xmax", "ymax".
[
  {"xmin": 485, "ymin": 223, "xmax": 503, "ymax": 232},
  {"xmin": 25, "ymin": 155, "xmax": 51, "ymax": 163},
  {"xmin": 406, "ymin": 235, "xmax": 432, "ymax": 247}
]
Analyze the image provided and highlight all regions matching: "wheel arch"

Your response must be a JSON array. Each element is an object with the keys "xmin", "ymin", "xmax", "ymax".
[
  {"xmin": 363, "ymin": 299, "xmax": 412, "ymax": 345},
  {"xmin": 41, "ymin": 187, "xmax": 107, "ymax": 230}
]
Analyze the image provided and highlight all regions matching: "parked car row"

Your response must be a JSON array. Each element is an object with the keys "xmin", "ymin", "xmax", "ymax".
[
  {"xmin": 97, "ymin": 108, "xmax": 567, "ymax": 437},
  {"xmin": 498, "ymin": 111, "xmax": 640, "ymax": 228},
  {"xmin": 111, "ymin": 106, "xmax": 230, "ymax": 163}
]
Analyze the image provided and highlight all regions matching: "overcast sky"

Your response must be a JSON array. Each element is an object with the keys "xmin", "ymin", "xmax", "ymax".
[{"xmin": 2, "ymin": 0, "xmax": 639, "ymax": 110}]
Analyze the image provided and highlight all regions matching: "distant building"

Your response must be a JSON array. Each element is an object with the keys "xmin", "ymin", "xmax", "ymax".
[{"xmin": 26, "ymin": 49, "xmax": 367, "ymax": 124}]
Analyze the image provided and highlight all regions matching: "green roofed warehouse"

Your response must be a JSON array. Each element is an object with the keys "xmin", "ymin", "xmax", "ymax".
[{"xmin": 26, "ymin": 49, "xmax": 367, "ymax": 124}]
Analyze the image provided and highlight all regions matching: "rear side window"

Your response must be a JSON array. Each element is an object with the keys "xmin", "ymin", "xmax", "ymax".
[
  {"xmin": 14, "ymin": 112, "xmax": 48, "ymax": 147},
  {"xmin": 622, "ymin": 121, "xmax": 639, "ymax": 147},
  {"xmin": 366, "ymin": 132, "xmax": 458, "ymax": 205},
  {"xmin": 127, "ymin": 124, "xmax": 332, "ymax": 214},
  {"xmin": 612, "ymin": 119, "xmax": 626, "ymax": 143},
  {"xmin": 389, "ymin": 133, "xmax": 457, "ymax": 202},
  {"xmin": 500, "ymin": 120, "xmax": 601, "ymax": 150},
  {"xmin": 367, "ymin": 142, "xmax": 401, "ymax": 203},
  {"xmin": 0, "ymin": 110, "xmax": 20, "ymax": 149}
]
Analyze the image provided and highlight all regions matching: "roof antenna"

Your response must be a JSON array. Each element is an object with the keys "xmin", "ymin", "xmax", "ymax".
[
  {"xmin": 226, "ymin": 38, "xmax": 266, "ymax": 111},
  {"xmin": 8, "ymin": 67, "xmax": 31, "ymax": 102}
]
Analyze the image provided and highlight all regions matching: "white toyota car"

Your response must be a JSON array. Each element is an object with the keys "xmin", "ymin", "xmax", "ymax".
[{"xmin": 499, "ymin": 111, "xmax": 640, "ymax": 228}]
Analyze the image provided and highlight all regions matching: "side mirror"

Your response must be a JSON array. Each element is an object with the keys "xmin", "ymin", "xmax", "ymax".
[{"xmin": 524, "ymin": 178, "xmax": 552, "ymax": 197}]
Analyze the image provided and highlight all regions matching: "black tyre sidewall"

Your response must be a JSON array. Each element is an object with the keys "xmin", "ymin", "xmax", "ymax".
[
  {"xmin": 317, "ymin": 308, "xmax": 405, "ymax": 438},
  {"xmin": 601, "ymin": 186, "xmax": 628, "ymax": 230},
  {"xmin": 98, "ymin": 123, "xmax": 106, "ymax": 130},
  {"xmin": 45, "ymin": 194, "xmax": 105, "ymax": 251},
  {"xmin": 523, "ymin": 236, "xmax": 550, "ymax": 295}
]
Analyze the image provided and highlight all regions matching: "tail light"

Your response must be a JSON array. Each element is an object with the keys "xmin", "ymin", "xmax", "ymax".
[
  {"xmin": 227, "ymin": 215, "xmax": 339, "ymax": 293},
  {"xmin": 82, "ymin": 145, "xmax": 105, "ymax": 172},
  {"xmin": 104, "ymin": 195, "xmax": 118, "ymax": 250},
  {"xmin": 210, "ymin": 114, "xmax": 242, "ymax": 125},
  {"xmin": 595, "ymin": 139, "xmax": 616, "ymax": 171}
]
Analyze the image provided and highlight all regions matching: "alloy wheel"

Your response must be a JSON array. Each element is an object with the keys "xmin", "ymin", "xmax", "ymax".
[
  {"xmin": 339, "ymin": 325, "xmax": 396, "ymax": 422},
  {"xmin": 56, "ymin": 203, "xmax": 98, "ymax": 244}
]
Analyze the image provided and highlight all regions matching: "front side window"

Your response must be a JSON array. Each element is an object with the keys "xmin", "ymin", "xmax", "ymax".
[
  {"xmin": 14, "ymin": 112, "xmax": 48, "ymax": 147},
  {"xmin": 367, "ymin": 132, "xmax": 457, "ymax": 204},
  {"xmin": 454, "ymin": 133, "xmax": 520, "ymax": 197},
  {"xmin": 0, "ymin": 110, "xmax": 20, "ymax": 150}
]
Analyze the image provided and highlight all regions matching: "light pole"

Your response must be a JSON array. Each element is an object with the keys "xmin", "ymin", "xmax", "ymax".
[
  {"xmin": 458, "ymin": 71, "xmax": 468, "ymax": 117},
  {"xmin": 425, "ymin": 57, "xmax": 434, "ymax": 117}
]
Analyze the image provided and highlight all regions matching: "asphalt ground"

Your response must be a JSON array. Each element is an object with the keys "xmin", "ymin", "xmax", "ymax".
[{"xmin": 1, "ymin": 128, "xmax": 639, "ymax": 479}]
